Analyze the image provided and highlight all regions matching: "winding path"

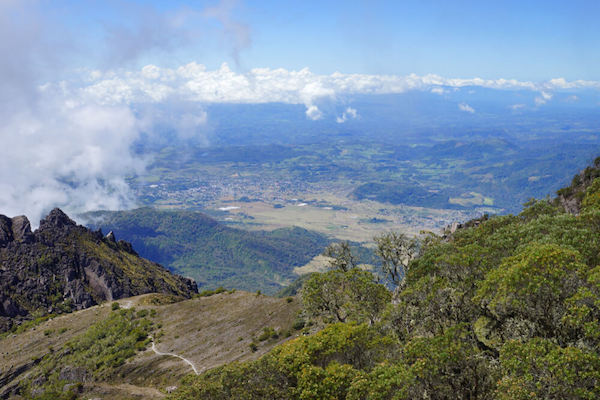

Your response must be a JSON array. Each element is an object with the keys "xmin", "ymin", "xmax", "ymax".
[{"xmin": 150, "ymin": 338, "xmax": 200, "ymax": 375}]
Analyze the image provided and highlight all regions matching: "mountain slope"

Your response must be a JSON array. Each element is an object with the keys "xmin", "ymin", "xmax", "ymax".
[
  {"xmin": 0, "ymin": 292, "xmax": 302, "ymax": 399},
  {"xmin": 85, "ymin": 208, "xmax": 330, "ymax": 294},
  {"xmin": 0, "ymin": 208, "xmax": 196, "ymax": 332}
]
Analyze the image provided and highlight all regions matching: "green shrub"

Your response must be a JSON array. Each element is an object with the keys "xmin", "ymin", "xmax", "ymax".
[
  {"xmin": 198, "ymin": 287, "xmax": 227, "ymax": 297},
  {"xmin": 292, "ymin": 318, "xmax": 305, "ymax": 331},
  {"xmin": 258, "ymin": 327, "xmax": 277, "ymax": 341},
  {"xmin": 22, "ymin": 308, "xmax": 152, "ymax": 397}
]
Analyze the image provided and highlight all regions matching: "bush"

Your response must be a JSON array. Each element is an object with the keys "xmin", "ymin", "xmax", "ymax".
[
  {"xmin": 258, "ymin": 327, "xmax": 278, "ymax": 342},
  {"xmin": 292, "ymin": 319, "xmax": 305, "ymax": 331},
  {"xmin": 198, "ymin": 287, "xmax": 227, "ymax": 297},
  {"xmin": 111, "ymin": 302, "xmax": 120, "ymax": 310}
]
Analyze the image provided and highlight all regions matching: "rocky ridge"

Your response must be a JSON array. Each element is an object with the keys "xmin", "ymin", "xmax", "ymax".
[{"xmin": 0, "ymin": 208, "xmax": 197, "ymax": 332}]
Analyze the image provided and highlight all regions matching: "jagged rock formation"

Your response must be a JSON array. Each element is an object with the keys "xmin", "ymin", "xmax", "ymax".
[{"xmin": 0, "ymin": 208, "xmax": 197, "ymax": 332}]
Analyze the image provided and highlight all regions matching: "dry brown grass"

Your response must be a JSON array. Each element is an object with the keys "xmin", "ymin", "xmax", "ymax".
[{"xmin": 1, "ymin": 292, "xmax": 301, "ymax": 399}]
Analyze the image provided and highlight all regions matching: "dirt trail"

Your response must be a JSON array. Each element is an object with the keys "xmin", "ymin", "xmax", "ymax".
[
  {"xmin": 150, "ymin": 339, "xmax": 200, "ymax": 375},
  {"xmin": 121, "ymin": 300, "xmax": 134, "ymax": 309}
]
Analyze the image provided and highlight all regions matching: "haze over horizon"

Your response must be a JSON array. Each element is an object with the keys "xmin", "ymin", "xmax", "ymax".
[{"xmin": 1, "ymin": 0, "xmax": 599, "ymax": 224}]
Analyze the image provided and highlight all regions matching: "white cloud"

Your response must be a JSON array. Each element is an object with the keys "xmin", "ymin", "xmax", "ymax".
[
  {"xmin": 76, "ymin": 64, "xmax": 600, "ymax": 119},
  {"xmin": 336, "ymin": 107, "xmax": 358, "ymax": 123},
  {"xmin": 306, "ymin": 105, "xmax": 323, "ymax": 120},
  {"xmin": 458, "ymin": 103, "xmax": 475, "ymax": 113},
  {"xmin": 535, "ymin": 91, "xmax": 553, "ymax": 106},
  {"xmin": 0, "ymin": 90, "xmax": 145, "ymax": 226},
  {"xmin": 510, "ymin": 103, "xmax": 526, "ymax": 111},
  {"xmin": 202, "ymin": 0, "xmax": 251, "ymax": 67},
  {"xmin": 0, "ymin": 0, "xmax": 147, "ymax": 225}
]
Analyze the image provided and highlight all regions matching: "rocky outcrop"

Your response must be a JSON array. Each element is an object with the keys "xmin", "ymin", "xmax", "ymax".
[
  {"xmin": 0, "ymin": 208, "xmax": 197, "ymax": 332},
  {"xmin": 556, "ymin": 157, "xmax": 600, "ymax": 215},
  {"xmin": 0, "ymin": 215, "xmax": 33, "ymax": 246}
]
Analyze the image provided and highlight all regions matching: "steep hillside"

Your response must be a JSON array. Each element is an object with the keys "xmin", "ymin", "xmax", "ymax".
[
  {"xmin": 556, "ymin": 155, "xmax": 600, "ymax": 214},
  {"xmin": 0, "ymin": 292, "xmax": 302, "ymax": 399},
  {"xmin": 85, "ymin": 208, "xmax": 330, "ymax": 294},
  {"xmin": 0, "ymin": 209, "xmax": 196, "ymax": 333}
]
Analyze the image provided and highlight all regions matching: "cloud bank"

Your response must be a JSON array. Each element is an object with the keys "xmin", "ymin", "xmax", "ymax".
[
  {"xmin": 0, "ymin": 0, "xmax": 145, "ymax": 226},
  {"xmin": 74, "ymin": 62, "xmax": 600, "ymax": 119}
]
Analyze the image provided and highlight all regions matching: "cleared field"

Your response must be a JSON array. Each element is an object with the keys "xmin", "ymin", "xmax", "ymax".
[{"xmin": 209, "ymin": 191, "xmax": 480, "ymax": 243}]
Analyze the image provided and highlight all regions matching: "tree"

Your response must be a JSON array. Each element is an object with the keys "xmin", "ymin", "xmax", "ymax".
[
  {"xmin": 497, "ymin": 338, "xmax": 600, "ymax": 399},
  {"xmin": 474, "ymin": 243, "xmax": 585, "ymax": 340},
  {"xmin": 301, "ymin": 269, "xmax": 390, "ymax": 324},
  {"xmin": 323, "ymin": 241, "xmax": 357, "ymax": 272},
  {"xmin": 374, "ymin": 232, "xmax": 417, "ymax": 286}
]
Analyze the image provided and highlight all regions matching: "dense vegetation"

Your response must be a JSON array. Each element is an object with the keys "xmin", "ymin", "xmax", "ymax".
[
  {"xmin": 168, "ymin": 160, "xmax": 600, "ymax": 399},
  {"xmin": 85, "ymin": 208, "xmax": 330, "ymax": 294},
  {"xmin": 22, "ymin": 307, "xmax": 153, "ymax": 399},
  {"xmin": 351, "ymin": 182, "xmax": 453, "ymax": 209}
]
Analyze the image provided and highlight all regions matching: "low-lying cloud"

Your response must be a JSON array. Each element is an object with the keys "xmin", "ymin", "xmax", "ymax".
[
  {"xmin": 458, "ymin": 103, "xmax": 475, "ymax": 113},
  {"xmin": 534, "ymin": 91, "xmax": 553, "ymax": 106},
  {"xmin": 0, "ymin": 0, "xmax": 146, "ymax": 225},
  {"xmin": 336, "ymin": 107, "xmax": 358, "ymax": 123},
  {"xmin": 78, "ymin": 62, "xmax": 600, "ymax": 120}
]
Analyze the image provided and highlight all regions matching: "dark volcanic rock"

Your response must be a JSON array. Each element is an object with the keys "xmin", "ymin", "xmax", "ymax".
[
  {"xmin": 11, "ymin": 216, "xmax": 32, "ymax": 242},
  {"xmin": 0, "ymin": 208, "xmax": 197, "ymax": 332},
  {"xmin": 0, "ymin": 215, "xmax": 13, "ymax": 246},
  {"xmin": 39, "ymin": 207, "xmax": 76, "ymax": 230}
]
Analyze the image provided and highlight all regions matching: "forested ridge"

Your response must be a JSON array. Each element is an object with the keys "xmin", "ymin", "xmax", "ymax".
[
  {"xmin": 168, "ymin": 158, "xmax": 600, "ymax": 399},
  {"xmin": 86, "ymin": 208, "xmax": 330, "ymax": 294}
]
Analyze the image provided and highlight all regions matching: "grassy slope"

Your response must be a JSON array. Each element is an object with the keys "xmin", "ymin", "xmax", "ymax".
[{"xmin": 0, "ymin": 292, "xmax": 301, "ymax": 399}]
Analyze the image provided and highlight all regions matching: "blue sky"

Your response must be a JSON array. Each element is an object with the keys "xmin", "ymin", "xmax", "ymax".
[{"xmin": 35, "ymin": 0, "xmax": 600, "ymax": 80}]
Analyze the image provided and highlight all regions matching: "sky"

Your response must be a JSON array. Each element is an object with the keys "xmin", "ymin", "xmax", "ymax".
[
  {"xmin": 0, "ymin": 0, "xmax": 599, "ymax": 223},
  {"xmin": 30, "ymin": 0, "xmax": 600, "ymax": 80}
]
